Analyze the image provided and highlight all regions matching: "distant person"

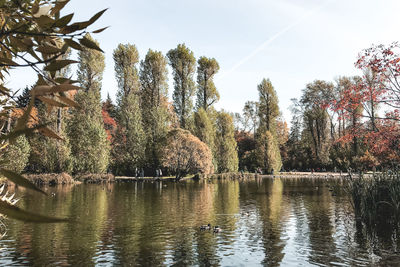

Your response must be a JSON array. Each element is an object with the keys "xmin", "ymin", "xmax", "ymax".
[{"xmin": 159, "ymin": 168, "xmax": 162, "ymax": 177}]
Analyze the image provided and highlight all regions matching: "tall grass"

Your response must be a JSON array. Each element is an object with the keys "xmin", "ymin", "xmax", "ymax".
[{"xmin": 347, "ymin": 171, "xmax": 400, "ymax": 234}]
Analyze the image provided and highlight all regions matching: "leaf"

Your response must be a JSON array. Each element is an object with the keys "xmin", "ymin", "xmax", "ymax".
[
  {"xmin": 88, "ymin": 9, "xmax": 107, "ymax": 25},
  {"xmin": 0, "ymin": 124, "xmax": 46, "ymax": 142},
  {"xmin": 92, "ymin": 26, "xmax": 109, "ymax": 33},
  {"xmin": 0, "ymin": 57, "xmax": 17, "ymax": 66},
  {"xmin": 58, "ymin": 96, "xmax": 81, "ymax": 108},
  {"xmin": 36, "ymin": 44, "xmax": 61, "ymax": 54},
  {"xmin": 0, "ymin": 169, "xmax": 47, "ymax": 196},
  {"xmin": 44, "ymin": 60, "xmax": 77, "ymax": 72},
  {"xmin": 64, "ymin": 38, "xmax": 82, "ymax": 51},
  {"xmin": 79, "ymin": 37, "xmax": 103, "ymax": 52},
  {"xmin": 15, "ymin": 97, "xmax": 34, "ymax": 131},
  {"xmin": 54, "ymin": 13, "xmax": 73, "ymax": 27},
  {"xmin": 0, "ymin": 199, "xmax": 68, "ymax": 223},
  {"xmin": 38, "ymin": 127, "xmax": 64, "ymax": 140},
  {"xmin": 51, "ymin": 0, "xmax": 70, "ymax": 16},
  {"xmin": 37, "ymin": 96, "xmax": 67, "ymax": 107},
  {"xmin": 31, "ymin": 85, "xmax": 52, "ymax": 96},
  {"xmin": 52, "ymin": 83, "xmax": 80, "ymax": 93}
]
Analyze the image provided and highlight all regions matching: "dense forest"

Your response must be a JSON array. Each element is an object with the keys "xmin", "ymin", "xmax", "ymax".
[{"xmin": 3, "ymin": 37, "xmax": 400, "ymax": 176}]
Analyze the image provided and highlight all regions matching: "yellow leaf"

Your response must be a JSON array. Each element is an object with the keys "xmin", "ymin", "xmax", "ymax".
[
  {"xmin": 37, "ymin": 96, "xmax": 67, "ymax": 107},
  {"xmin": 38, "ymin": 127, "xmax": 64, "ymax": 141},
  {"xmin": 0, "ymin": 169, "xmax": 47, "ymax": 195},
  {"xmin": 0, "ymin": 199, "xmax": 68, "ymax": 223}
]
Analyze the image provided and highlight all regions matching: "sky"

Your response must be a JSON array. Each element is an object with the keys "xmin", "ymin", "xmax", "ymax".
[{"xmin": 6, "ymin": 0, "xmax": 400, "ymax": 123}]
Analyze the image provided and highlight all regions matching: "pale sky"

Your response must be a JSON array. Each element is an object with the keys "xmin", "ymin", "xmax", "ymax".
[{"xmin": 6, "ymin": 0, "xmax": 400, "ymax": 122}]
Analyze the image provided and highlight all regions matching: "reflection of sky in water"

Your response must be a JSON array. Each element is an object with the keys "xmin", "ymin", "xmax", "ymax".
[{"xmin": 0, "ymin": 178, "xmax": 398, "ymax": 266}]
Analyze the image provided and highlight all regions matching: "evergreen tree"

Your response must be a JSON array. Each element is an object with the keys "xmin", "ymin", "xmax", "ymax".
[
  {"xmin": 167, "ymin": 44, "xmax": 196, "ymax": 129},
  {"xmin": 215, "ymin": 111, "xmax": 238, "ymax": 173},
  {"xmin": 140, "ymin": 49, "xmax": 169, "ymax": 170},
  {"xmin": 112, "ymin": 43, "xmax": 145, "ymax": 175},
  {"xmin": 2, "ymin": 135, "xmax": 30, "ymax": 173},
  {"xmin": 255, "ymin": 78, "xmax": 282, "ymax": 173},
  {"xmin": 196, "ymin": 57, "xmax": 220, "ymax": 111},
  {"xmin": 68, "ymin": 34, "xmax": 110, "ymax": 174},
  {"xmin": 28, "ymin": 103, "xmax": 72, "ymax": 173}
]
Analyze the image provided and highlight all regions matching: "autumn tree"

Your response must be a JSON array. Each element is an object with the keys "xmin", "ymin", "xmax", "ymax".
[
  {"xmin": 140, "ymin": 49, "xmax": 169, "ymax": 171},
  {"xmin": 161, "ymin": 128, "xmax": 213, "ymax": 179},
  {"xmin": 68, "ymin": 34, "xmax": 110, "ymax": 174},
  {"xmin": 196, "ymin": 57, "xmax": 220, "ymax": 111},
  {"xmin": 112, "ymin": 43, "xmax": 145, "ymax": 175},
  {"xmin": 215, "ymin": 111, "xmax": 238, "ymax": 173},
  {"xmin": 242, "ymin": 101, "xmax": 259, "ymax": 134},
  {"xmin": 168, "ymin": 44, "xmax": 196, "ymax": 129}
]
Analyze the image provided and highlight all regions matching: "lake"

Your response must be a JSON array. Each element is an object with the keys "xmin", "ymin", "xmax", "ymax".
[{"xmin": 0, "ymin": 177, "xmax": 399, "ymax": 266}]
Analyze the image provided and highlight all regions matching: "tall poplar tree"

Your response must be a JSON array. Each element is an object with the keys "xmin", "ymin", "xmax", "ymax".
[
  {"xmin": 68, "ymin": 34, "xmax": 110, "ymax": 174},
  {"xmin": 140, "ymin": 49, "xmax": 169, "ymax": 170},
  {"xmin": 167, "ymin": 44, "xmax": 196, "ymax": 129},
  {"xmin": 196, "ymin": 57, "xmax": 220, "ymax": 111},
  {"xmin": 255, "ymin": 78, "xmax": 282, "ymax": 173},
  {"xmin": 215, "ymin": 111, "xmax": 239, "ymax": 173},
  {"xmin": 113, "ymin": 43, "xmax": 145, "ymax": 175}
]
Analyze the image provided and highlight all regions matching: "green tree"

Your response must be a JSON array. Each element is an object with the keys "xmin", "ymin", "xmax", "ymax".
[
  {"xmin": 1, "ymin": 136, "xmax": 30, "ymax": 173},
  {"xmin": 68, "ymin": 35, "xmax": 109, "ymax": 174},
  {"xmin": 112, "ymin": 43, "xmax": 145, "ymax": 175},
  {"xmin": 140, "ymin": 49, "xmax": 169, "ymax": 170},
  {"xmin": 167, "ymin": 44, "xmax": 196, "ymax": 129},
  {"xmin": 258, "ymin": 78, "xmax": 279, "ymax": 131},
  {"xmin": 255, "ymin": 78, "xmax": 282, "ymax": 173},
  {"xmin": 215, "ymin": 111, "xmax": 238, "ymax": 173},
  {"xmin": 28, "ymin": 103, "xmax": 72, "ymax": 173},
  {"xmin": 196, "ymin": 57, "xmax": 220, "ymax": 111},
  {"xmin": 256, "ymin": 130, "xmax": 282, "ymax": 173}
]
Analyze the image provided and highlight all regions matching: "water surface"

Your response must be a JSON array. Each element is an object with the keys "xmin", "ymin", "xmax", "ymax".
[{"xmin": 0, "ymin": 177, "xmax": 399, "ymax": 266}]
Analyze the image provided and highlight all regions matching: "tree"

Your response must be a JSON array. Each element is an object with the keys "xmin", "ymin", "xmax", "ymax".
[
  {"xmin": 300, "ymin": 80, "xmax": 333, "ymax": 165},
  {"xmin": 0, "ymin": 0, "xmax": 107, "ymax": 222},
  {"xmin": 196, "ymin": 57, "xmax": 220, "ymax": 111},
  {"xmin": 168, "ymin": 44, "xmax": 196, "ymax": 129},
  {"xmin": 243, "ymin": 101, "xmax": 259, "ymax": 134},
  {"xmin": 140, "ymin": 49, "xmax": 169, "ymax": 170},
  {"xmin": 68, "ymin": 34, "xmax": 109, "ymax": 174},
  {"xmin": 256, "ymin": 78, "xmax": 282, "ymax": 173},
  {"xmin": 258, "ymin": 79, "xmax": 279, "ymax": 131},
  {"xmin": 215, "ymin": 111, "xmax": 239, "ymax": 173},
  {"xmin": 161, "ymin": 128, "xmax": 213, "ymax": 179},
  {"xmin": 112, "ymin": 43, "xmax": 145, "ymax": 175},
  {"xmin": 256, "ymin": 130, "xmax": 282, "ymax": 174},
  {"xmin": 1, "ymin": 135, "xmax": 30, "ymax": 173}
]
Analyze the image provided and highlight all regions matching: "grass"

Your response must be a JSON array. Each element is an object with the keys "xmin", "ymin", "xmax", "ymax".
[{"xmin": 347, "ymin": 170, "xmax": 400, "ymax": 234}]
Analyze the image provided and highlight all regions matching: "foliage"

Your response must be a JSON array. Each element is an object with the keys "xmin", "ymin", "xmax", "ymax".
[
  {"xmin": 347, "ymin": 171, "xmax": 400, "ymax": 236},
  {"xmin": 112, "ymin": 43, "xmax": 145, "ymax": 175},
  {"xmin": 140, "ymin": 49, "xmax": 169, "ymax": 170},
  {"xmin": 257, "ymin": 78, "xmax": 279, "ymax": 131},
  {"xmin": 1, "ymin": 135, "xmax": 30, "ymax": 173},
  {"xmin": 215, "ymin": 111, "xmax": 238, "ymax": 173},
  {"xmin": 0, "ymin": 0, "xmax": 107, "ymax": 222},
  {"xmin": 161, "ymin": 128, "xmax": 213, "ymax": 179},
  {"xmin": 194, "ymin": 108, "xmax": 215, "ymax": 155},
  {"xmin": 255, "ymin": 129, "xmax": 282, "ymax": 174},
  {"xmin": 168, "ymin": 44, "xmax": 196, "ymax": 129},
  {"xmin": 68, "ymin": 35, "xmax": 109, "ymax": 174},
  {"xmin": 196, "ymin": 56, "xmax": 220, "ymax": 111}
]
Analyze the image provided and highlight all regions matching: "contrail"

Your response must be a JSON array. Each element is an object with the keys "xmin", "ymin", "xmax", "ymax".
[{"xmin": 217, "ymin": 0, "xmax": 334, "ymax": 81}]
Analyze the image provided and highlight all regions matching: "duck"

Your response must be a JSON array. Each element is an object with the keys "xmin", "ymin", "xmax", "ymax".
[
  {"xmin": 200, "ymin": 223, "xmax": 211, "ymax": 230},
  {"xmin": 213, "ymin": 226, "xmax": 222, "ymax": 233}
]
